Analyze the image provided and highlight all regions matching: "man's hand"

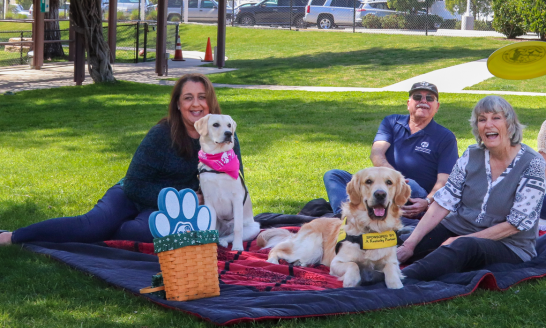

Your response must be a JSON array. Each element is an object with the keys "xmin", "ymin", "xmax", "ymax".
[
  {"xmin": 397, "ymin": 240, "xmax": 416, "ymax": 263},
  {"xmin": 400, "ymin": 198, "xmax": 429, "ymax": 218}
]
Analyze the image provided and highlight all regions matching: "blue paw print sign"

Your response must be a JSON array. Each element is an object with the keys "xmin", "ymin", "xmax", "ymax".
[{"xmin": 149, "ymin": 188, "xmax": 213, "ymax": 238}]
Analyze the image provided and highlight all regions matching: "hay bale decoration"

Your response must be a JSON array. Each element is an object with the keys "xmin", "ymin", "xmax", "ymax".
[{"xmin": 140, "ymin": 188, "xmax": 220, "ymax": 301}]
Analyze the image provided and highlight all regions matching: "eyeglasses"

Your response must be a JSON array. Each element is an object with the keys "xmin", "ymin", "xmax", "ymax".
[{"xmin": 412, "ymin": 94, "xmax": 436, "ymax": 102}]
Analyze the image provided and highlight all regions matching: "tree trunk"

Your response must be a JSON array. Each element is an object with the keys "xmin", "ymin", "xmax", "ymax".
[
  {"xmin": 70, "ymin": 0, "xmax": 115, "ymax": 83},
  {"xmin": 44, "ymin": 0, "xmax": 65, "ymax": 58}
]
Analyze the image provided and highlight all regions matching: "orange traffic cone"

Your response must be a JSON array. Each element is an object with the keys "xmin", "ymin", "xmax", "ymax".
[
  {"xmin": 172, "ymin": 34, "xmax": 185, "ymax": 61},
  {"xmin": 202, "ymin": 37, "xmax": 213, "ymax": 62}
]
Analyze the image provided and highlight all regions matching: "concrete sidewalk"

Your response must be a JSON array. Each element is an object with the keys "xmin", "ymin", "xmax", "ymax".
[
  {"xmin": 1, "ymin": 52, "xmax": 545, "ymax": 96},
  {"xmin": 0, "ymin": 51, "xmax": 236, "ymax": 94}
]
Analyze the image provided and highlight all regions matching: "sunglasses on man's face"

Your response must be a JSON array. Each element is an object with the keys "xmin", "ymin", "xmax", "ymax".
[{"xmin": 412, "ymin": 94, "xmax": 436, "ymax": 102}]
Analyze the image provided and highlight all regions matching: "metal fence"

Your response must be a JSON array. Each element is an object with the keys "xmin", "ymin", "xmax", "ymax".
[
  {"xmin": 0, "ymin": 21, "xmax": 180, "ymax": 68},
  {"xmin": 101, "ymin": 22, "xmax": 179, "ymax": 63},
  {"xmin": 0, "ymin": 29, "xmax": 33, "ymax": 66},
  {"xmin": 149, "ymin": 0, "xmax": 498, "ymax": 36}
]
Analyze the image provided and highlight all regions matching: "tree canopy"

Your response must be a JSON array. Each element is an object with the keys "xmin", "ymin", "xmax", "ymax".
[
  {"xmin": 388, "ymin": 0, "xmax": 435, "ymax": 13},
  {"xmin": 445, "ymin": 0, "xmax": 492, "ymax": 19}
]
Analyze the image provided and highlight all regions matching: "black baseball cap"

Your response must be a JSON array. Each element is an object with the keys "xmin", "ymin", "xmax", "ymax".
[{"xmin": 409, "ymin": 82, "xmax": 439, "ymax": 99}]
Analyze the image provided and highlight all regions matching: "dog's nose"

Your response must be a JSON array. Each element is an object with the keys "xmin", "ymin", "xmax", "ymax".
[
  {"xmin": 374, "ymin": 190, "xmax": 387, "ymax": 202},
  {"xmin": 224, "ymin": 131, "xmax": 233, "ymax": 138}
]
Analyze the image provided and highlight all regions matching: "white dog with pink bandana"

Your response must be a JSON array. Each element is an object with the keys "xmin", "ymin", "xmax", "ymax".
[{"xmin": 195, "ymin": 114, "xmax": 260, "ymax": 251}]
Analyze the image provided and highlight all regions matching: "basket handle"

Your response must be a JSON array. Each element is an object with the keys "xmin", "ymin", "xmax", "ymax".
[{"xmin": 140, "ymin": 286, "xmax": 165, "ymax": 294}]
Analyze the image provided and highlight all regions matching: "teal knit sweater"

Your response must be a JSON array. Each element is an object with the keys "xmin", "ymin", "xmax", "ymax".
[{"xmin": 121, "ymin": 122, "xmax": 243, "ymax": 210}]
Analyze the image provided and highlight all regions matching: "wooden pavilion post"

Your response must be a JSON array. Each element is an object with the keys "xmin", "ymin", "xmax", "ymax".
[
  {"xmin": 108, "ymin": 0, "xmax": 118, "ymax": 62},
  {"xmin": 31, "ymin": 0, "xmax": 44, "ymax": 69},
  {"xmin": 216, "ymin": 0, "xmax": 226, "ymax": 69},
  {"xmin": 74, "ymin": 30, "xmax": 85, "ymax": 85},
  {"xmin": 155, "ymin": 0, "xmax": 167, "ymax": 76}
]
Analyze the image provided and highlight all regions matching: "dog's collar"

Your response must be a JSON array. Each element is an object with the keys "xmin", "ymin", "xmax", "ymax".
[
  {"xmin": 335, "ymin": 217, "xmax": 397, "ymax": 254},
  {"xmin": 198, "ymin": 166, "xmax": 249, "ymax": 205}
]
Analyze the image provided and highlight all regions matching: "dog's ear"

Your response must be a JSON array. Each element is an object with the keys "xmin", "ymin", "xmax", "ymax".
[
  {"xmin": 394, "ymin": 174, "xmax": 412, "ymax": 206},
  {"xmin": 228, "ymin": 115, "xmax": 237, "ymax": 134},
  {"xmin": 346, "ymin": 173, "xmax": 363, "ymax": 206},
  {"xmin": 194, "ymin": 114, "xmax": 211, "ymax": 136}
]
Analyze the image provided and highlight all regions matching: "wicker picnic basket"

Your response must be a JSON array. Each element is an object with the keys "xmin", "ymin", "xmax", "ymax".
[{"xmin": 141, "ymin": 230, "xmax": 220, "ymax": 301}]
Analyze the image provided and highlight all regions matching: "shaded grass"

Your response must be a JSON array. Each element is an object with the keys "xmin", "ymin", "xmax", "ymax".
[
  {"xmin": 465, "ymin": 75, "xmax": 546, "ymax": 93},
  {"xmin": 1, "ymin": 83, "xmax": 546, "ymax": 327}
]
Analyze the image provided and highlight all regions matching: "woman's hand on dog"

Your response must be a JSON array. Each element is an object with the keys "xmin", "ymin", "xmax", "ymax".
[
  {"xmin": 401, "ymin": 198, "xmax": 429, "ymax": 218},
  {"xmin": 196, "ymin": 190, "xmax": 204, "ymax": 205}
]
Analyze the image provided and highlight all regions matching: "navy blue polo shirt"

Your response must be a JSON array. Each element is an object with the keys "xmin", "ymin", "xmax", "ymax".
[{"xmin": 373, "ymin": 114, "xmax": 458, "ymax": 194}]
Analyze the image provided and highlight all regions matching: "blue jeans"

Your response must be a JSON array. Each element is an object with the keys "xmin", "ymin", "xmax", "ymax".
[
  {"xmin": 12, "ymin": 185, "xmax": 154, "ymax": 244},
  {"xmin": 323, "ymin": 169, "xmax": 428, "ymax": 216}
]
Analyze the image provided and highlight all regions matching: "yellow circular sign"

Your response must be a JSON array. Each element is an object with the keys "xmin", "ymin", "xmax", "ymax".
[{"xmin": 487, "ymin": 41, "xmax": 546, "ymax": 80}]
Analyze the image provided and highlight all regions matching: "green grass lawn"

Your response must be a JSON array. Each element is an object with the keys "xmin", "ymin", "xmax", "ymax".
[
  {"xmin": 171, "ymin": 25, "xmax": 514, "ymax": 88},
  {"xmin": 1, "ymin": 82, "xmax": 546, "ymax": 327},
  {"xmin": 465, "ymin": 75, "xmax": 546, "ymax": 93}
]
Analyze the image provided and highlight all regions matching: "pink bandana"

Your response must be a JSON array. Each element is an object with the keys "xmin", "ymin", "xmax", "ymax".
[{"xmin": 198, "ymin": 149, "xmax": 240, "ymax": 180}]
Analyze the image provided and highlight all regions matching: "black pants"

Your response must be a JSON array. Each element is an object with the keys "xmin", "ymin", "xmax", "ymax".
[{"xmin": 402, "ymin": 224, "xmax": 523, "ymax": 281}]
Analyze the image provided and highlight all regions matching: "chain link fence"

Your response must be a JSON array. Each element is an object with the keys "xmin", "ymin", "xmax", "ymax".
[
  {"xmin": 102, "ymin": 22, "xmax": 178, "ymax": 63},
  {"xmin": 137, "ymin": 0, "xmax": 499, "ymax": 36},
  {"xmin": 0, "ymin": 29, "xmax": 32, "ymax": 66}
]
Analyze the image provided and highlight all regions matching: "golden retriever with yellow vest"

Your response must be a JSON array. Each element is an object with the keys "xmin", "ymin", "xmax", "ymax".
[{"xmin": 258, "ymin": 167, "xmax": 411, "ymax": 289}]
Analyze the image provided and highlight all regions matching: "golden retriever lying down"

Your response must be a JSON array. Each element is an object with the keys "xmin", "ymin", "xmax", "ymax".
[{"xmin": 257, "ymin": 167, "xmax": 411, "ymax": 289}]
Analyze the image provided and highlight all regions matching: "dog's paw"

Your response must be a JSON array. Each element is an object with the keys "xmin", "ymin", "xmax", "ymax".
[
  {"xmin": 385, "ymin": 275, "xmax": 404, "ymax": 289},
  {"xmin": 148, "ymin": 188, "xmax": 212, "ymax": 238},
  {"xmin": 218, "ymin": 237, "xmax": 229, "ymax": 248},
  {"xmin": 342, "ymin": 271, "xmax": 362, "ymax": 288},
  {"xmin": 267, "ymin": 257, "xmax": 279, "ymax": 264},
  {"xmin": 231, "ymin": 243, "xmax": 244, "ymax": 251}
]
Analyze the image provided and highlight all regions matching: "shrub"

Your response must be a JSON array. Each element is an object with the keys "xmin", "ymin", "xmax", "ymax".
[
  {"xmin": 381, "ymin": 14, "xmax": 404, "ymax": 29},
  {"xmin": 402, "ymin": 14, "xmax": 443, "ymax": 30},
  {"xmin": 491, "ymin": 0, "xmax": 526, "ymax": 38},
  {"xmin": 474, "ymin": 20, "xmax": 494, "ymax": 31},
  {"xmin": 58, "ymin": 11, "xmax": 68, "ymax": 19},
  {"xmin": 130, "ymin": 9, "xmax": 140, "ymax": 20},
  {"xmin": 361, "ymin": 14, "xmax": 381, "ymax": 29},
  {"xmin": 519, "ymin": 0, "xmax": 546, "ymax": 40},
  {"xmin": 170, "ymin": 15, "xmax": 180, "ymax": 22},
  {"xmin": 439, "ymin": 18, "xmax": 457, "ymax": 29},
  {"xmin": 117, "ymin": 10, "xmax": 127, "ymax": 20},
  {"xmin": 5, "ymin": 12, "xmax": 14, "ymax": 19},
  {"xmin": 146, "ymin": 10, "xmax": 157, "ymax": 21}
]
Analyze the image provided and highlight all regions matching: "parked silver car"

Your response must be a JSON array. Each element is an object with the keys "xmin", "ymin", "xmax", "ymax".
[
  {"xmin": 166, "ymin": 0, "xmax": 233, "ymax": 23},
  {"xmin": 304, "ymin": 0, "xmax": 361, "ymax": 29},
  {"xmin": 357, "ymin": 0, "xmax": 398, "ymax": 18},
  {"xmin": 112, "ymin": 0, "xmax": 152, "ymax": 14},
  {"xmin": 29, "ymin": 3, "xmax": 70, "ymax": 17}
]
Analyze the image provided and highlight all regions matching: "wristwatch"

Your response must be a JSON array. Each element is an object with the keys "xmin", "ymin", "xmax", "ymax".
[{"xmin": 425, "ymin": 197, "xmax": 432, "ymax": 206}]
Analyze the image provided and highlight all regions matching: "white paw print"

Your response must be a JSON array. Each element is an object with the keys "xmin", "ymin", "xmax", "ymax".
[{"xmin": 149, "ymin": 188, "xmax": 213, "ymax": 238}]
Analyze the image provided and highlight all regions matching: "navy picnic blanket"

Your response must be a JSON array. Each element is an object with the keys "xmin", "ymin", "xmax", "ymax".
[{"xmin": 22, "ymin": 213, "xmax": 546, "ymax": 326}]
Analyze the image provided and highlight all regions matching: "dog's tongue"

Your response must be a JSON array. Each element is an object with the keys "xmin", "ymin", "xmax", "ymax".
[{"xmin": 373, "ymin": 207, "xmax": 385, "ymax": 217}]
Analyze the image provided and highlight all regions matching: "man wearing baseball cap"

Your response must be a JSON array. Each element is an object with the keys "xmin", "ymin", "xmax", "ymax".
[{"xmin": 324, "ymin": 82, "xmax": 458, "ymax": 224}]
